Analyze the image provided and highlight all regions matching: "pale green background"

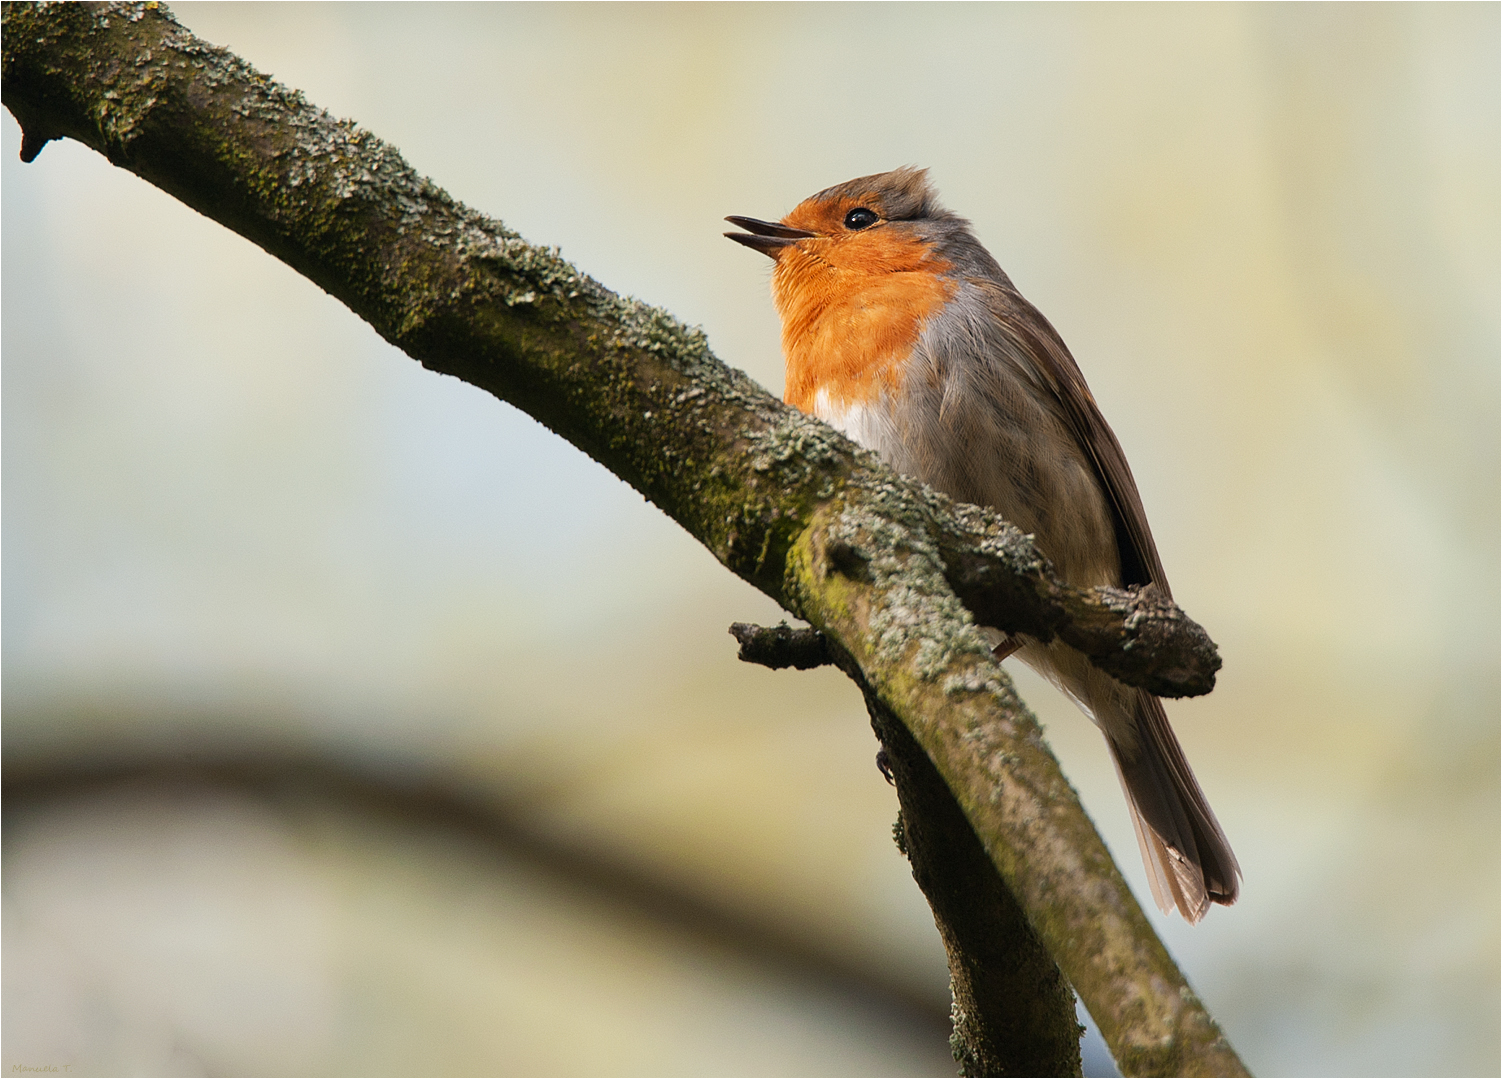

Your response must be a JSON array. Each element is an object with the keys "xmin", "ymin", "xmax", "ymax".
[{"xmin": 4, "ymin": 3, "xmax": 1497, "ymax": 1076}]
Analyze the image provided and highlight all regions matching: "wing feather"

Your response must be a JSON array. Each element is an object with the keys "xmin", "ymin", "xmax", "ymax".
[{"xmin": 986, "ymin": 287, "xmax": 1170, "ymax": 595}]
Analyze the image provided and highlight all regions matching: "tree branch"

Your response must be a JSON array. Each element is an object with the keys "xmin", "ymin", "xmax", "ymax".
[
  {"xmin": 735, "ymin": 618, "xmax": 1086, "ymax": 1073},
  {"xmin": 729, "ymin": 622, "xmax": 832, "ymax": 671},
  {"xmin": 1, "ymin": 3, "xmax": 1247, "ymax": 1075}
]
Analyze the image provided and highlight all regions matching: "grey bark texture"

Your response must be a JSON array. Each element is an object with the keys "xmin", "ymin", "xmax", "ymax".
[{"xmin": 1, "ymin": 3, "xmax": 1249, "ymax": 1076}]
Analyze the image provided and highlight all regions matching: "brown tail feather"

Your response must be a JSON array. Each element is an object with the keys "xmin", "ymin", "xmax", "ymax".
[{"xmin": 1106, "ymin": 690, "xmax": 1240, "ymax": 923}]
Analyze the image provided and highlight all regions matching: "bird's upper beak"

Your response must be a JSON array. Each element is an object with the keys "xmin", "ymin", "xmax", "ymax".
[{"xmin": 724, "ymin": 216, "xmax": 816, "ymax": 259}]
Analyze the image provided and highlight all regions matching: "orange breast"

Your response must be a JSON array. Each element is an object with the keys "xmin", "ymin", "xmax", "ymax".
[{"xmin": 772, "ymin": 240, "xmax": 956, "ymax": 414}]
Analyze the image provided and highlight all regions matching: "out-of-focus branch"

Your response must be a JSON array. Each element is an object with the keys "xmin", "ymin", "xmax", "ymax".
[
  {"xmin": 2, "ymin": 746, "xmax": 955, "ymax": 1043},
  {"xmin": 1, "ymin": 4, "xmax": 1246, "ymax": 1075}
]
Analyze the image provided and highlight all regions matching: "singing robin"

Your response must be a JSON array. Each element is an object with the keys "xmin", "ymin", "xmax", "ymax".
[{"xmin": 726, "ymin": 166, "xmax": 1239, "ymax": 922}]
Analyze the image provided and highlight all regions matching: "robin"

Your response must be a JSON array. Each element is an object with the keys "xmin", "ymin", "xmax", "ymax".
[{"xmin": 726, "ymin": 167, "xmax": 1239, "ymax": 922}]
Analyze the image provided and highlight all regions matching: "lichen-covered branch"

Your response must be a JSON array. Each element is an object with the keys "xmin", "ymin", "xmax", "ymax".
[
  {"xmin": 1, "ymin": 4, "xmax": 1247, "ymax": 1075},
  {"xmin": 737, "ymin": 622, "xmax": 1086, "ymax": 1075}
]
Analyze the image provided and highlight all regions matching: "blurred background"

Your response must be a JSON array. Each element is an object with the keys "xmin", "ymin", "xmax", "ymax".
[{"xmin": 3, "ymin": 3, "xmax": 1497, "ymax": 1076}]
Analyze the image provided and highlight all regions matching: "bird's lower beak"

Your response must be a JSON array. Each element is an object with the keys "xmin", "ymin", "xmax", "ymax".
[{"xmin": 724, "ymin": 216, "xmax": 816, "ymax": 259}]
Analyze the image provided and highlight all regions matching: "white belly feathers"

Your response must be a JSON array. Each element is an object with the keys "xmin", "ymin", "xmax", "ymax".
[{"xmin": 810, "ymin": 387, "xmax": 904, "ymax": 464}]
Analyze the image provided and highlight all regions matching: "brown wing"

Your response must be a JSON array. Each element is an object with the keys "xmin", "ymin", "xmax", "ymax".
[{"xmin": 991, "ymin": 287, "xmax": 1170, "ymax": 596}]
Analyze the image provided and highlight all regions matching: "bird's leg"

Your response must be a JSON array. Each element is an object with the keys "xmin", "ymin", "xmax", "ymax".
[{"xmin": 992, "ymin": 633, "xmax": 1022, "ymax": 662}]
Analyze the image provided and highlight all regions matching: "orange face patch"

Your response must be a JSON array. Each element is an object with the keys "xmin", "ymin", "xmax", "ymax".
[{"xmin": 771, "ymin": 196, "xmax": 954, "ymax": 412}]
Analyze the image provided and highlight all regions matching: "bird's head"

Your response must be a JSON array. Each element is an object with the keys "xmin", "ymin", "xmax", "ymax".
[
  {"xmin": 726, "ymin": 167, "xmax": 1007, "ymax": 319},
  {"xmin": 725, "ymin": 168, "xmax": 1012, "ymax": 411},
  {"xmin": 725, "ymin": 166, "xmax": 950, "ymax": 278}
]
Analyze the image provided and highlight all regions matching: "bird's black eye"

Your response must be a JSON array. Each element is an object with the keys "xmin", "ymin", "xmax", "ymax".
[{"xmin": 844, "ymin": 207, "xmax": 879, "ymax": 231}]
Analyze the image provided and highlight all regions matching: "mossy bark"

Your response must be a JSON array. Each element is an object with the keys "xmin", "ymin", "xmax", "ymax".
[{"xmin": 2, "ymin": 4, "xmax": 1248, "ymax": 1075}]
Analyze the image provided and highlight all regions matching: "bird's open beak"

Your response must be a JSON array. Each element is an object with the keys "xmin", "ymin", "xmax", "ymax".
[{"xmin": 724, "ymin": 216, "xmax": 816, "ymax": 259}]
